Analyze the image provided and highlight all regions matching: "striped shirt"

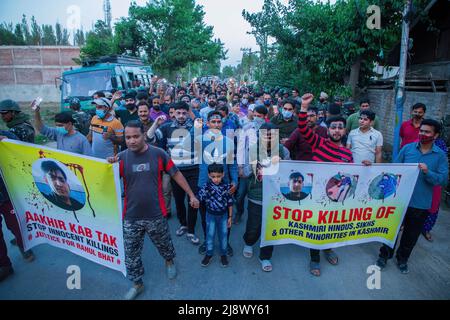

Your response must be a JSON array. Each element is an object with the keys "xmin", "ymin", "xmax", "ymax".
[{"xmin": 297, "ymin": 112, "xmax": 353, "ymax": 163}]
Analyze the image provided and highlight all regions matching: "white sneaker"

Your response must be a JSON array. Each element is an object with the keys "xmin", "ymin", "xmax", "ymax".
[
  {"xmin": 186, "ymin": 233, "xmax": 200, "ymax": 245},
  {"xmin": 175, "ymin": 225, "xmax": 188, "ymax": 236}
]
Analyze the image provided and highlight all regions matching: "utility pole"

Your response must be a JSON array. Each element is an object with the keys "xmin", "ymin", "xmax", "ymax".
[
  {"xmin": 392, "ymin": 0, "xmax": 412, "ymax": 159},
  {"xmin": 103, "ymin": 0, "xmax": 112, "ymax": 29}
]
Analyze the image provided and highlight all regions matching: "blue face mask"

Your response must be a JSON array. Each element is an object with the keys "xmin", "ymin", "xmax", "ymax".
[
  {"xmin": 254, "ymin": 117, "xmax": 265, "ymax": 125},
  {"xmin": 56, "ymin": 127, "xmax": 68, "ymax": 135},
  {"xmin": 282, "ymin": 110, "xmax": 293, "ymax": 120},
  {"xmin": 241, "ymin": 99, "xmax": 248, "ymax": 106},
  {"xmin": 264, "ymin": 100, "xmax": 271, "ymax": 106},
  {"xmin": 96, "ymin": 110, "xmax": 106, "ymax": 119}
]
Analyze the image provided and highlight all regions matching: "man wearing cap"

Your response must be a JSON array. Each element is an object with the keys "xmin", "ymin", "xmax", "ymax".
[
  {"xmin": 33, "ymin": 104, "xmax": 92, "ymax": 156},
  {"xmin": 0, "ymin": 99, "xmax": 35, "ymax": 143},
  {"xmin": 346, "ymin": 99, "xmax": 380, "ymax": 132},
  {"xmin": 88, "ymin": 98, "xmax": 124, "ymax": 159},
  {"xmin": 68, "ymin": 98, "xmax": 92, "ymax": 136}
]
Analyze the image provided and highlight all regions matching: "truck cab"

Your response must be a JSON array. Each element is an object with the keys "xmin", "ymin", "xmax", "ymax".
[{"xmin": 60, "ymin": 55, "xmax": 153, "ymax": 112}]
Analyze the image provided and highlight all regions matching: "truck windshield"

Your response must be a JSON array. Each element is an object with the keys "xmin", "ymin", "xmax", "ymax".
[{"xmin": 62, "ymin": 69, "xmax": 112, "ymax": 99}]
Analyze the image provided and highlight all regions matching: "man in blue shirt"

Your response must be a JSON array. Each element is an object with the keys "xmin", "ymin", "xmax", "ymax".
[{"xmin": 376, "ymin": 119, "xmax": 448, "ymax": 274}]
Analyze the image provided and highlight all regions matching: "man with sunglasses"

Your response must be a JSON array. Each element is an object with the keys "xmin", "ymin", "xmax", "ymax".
[{"xmin": 298, "ymin": 93, "xmax": 353, "ymax": 277}]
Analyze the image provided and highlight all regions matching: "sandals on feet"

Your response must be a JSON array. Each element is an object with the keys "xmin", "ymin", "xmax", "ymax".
[
  {"xmin": 324, "ymin": 250, "xmax": 339, "ymax": 265},
  {"xmin": 259, "ymin": 259, "xmax": 273, "ymax": 272},
  {"xmin": 243, "ymin": 245, "xmax": 253, "ymax": 258},
  {"xmin": 310, "ymin": 261, "xmax": 321, "ymax": 277}
]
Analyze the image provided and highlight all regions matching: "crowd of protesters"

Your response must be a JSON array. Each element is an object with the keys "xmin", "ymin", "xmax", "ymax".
[{"xmin": 0, "ymin": 76, "xmax": 448, "ymax": 300}]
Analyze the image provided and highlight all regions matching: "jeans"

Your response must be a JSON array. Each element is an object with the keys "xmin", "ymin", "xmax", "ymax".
[
  {"xmin": 206, "ymin": 212, "xmax": 228, "ymax": 256},
  {"xmin": 235, "ymin": 177, "xmax": 249, "ymax": 219},
  {"xmin": 200, "ymin": 204, "xmax": 231, "ymax": 243},
  {"xmin": 171, "ymin": 167, "xmax": 199, "ymax": 234},
  {"xmin": 379, "ymin": 207, "xmax": 428, "ymax": 264},
  {"xmin": 243, "ymin": 200, "xmax": 273, "ymax": 260}
]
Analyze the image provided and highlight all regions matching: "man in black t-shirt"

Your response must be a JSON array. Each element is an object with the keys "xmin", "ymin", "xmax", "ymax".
[{"xmin": 108, "ymin": 121, "xmax": 199, "ymax": 300}]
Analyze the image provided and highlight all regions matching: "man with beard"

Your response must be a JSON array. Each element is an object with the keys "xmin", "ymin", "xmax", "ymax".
[
  {"xmin": 200, "ymin": 93, "xmax": 218, "ymax": 122},
  {"xmin": 149, "ymin": 96, "xmax": 168, "ymax": 122},
  {"xmin": 284, "ymin": 106, "xmax": 328, "ymax": 161},
  {"xmin": 149, "ymin": 102, "xmax": 200, "ymax": 244},
  {"xmin": 116, "ymin": 93, "xmax": 139, "ymax": 127},
  {"xmin": 298, "ymin": 93, "xmax": 353, "ymax": 277},
  {"xmin": 108, "ymin": 121, "xmax": 199, "ymax": 300},
  {"xmin": 400, "ymin": 103, "xmax": 426, "ymax": 149}
]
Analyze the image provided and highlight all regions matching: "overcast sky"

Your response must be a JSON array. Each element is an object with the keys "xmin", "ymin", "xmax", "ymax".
[{"xmin": 0, "ymin": 0, "xmax": 294, "ymax": 67}]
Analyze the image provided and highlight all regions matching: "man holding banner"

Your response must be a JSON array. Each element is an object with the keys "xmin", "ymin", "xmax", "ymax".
[
  {"xmin": 109, "ymin": 121, "xmax": 200, "ymax": 300},
  {"xmin": 376, "ymin": 119, "xmax": 448, "ymax": 274},
  {"xmin": 298, "ymin": 93, "xmax": 353, "ymax": 277}
]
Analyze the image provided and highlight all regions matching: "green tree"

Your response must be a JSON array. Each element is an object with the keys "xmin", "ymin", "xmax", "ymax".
[
  {"xmin": 74, "ymin": 29, "xmax": 86, "ymax": 46},
  {"xmin": 117, "ymin": 0, "xmax": 226, "ymax": 80},
  {"xmin": 244, "ymin": 0, "xmax": 429, "ymax": 98},
  {"xmin": 20, "ymin": 15, "xmax": 32, "ymax": 44},
  {"xmin": 30, "ymin": 16, "xmax": 41, "ymax": 45},
  {"xmin": 0, "ymin": 23, "xmax": 24, "ymax": 45},
  {"xmin": 81, "ymin": 20, "xmax": 116, "ymax": 59},
  {"xmin": 55, "ymin": 22, "xmax": 69, "ymax": 45},
  {"xmin": 42, "ymin": 25, "xmax": 56, "ymax": 45},
  {"xmin": 222, "ymin": 65, "xmax": 235, "ymax": 79}
]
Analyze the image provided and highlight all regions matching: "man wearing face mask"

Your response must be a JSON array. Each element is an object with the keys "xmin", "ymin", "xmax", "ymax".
[
  {"xmin": 400, "ymin": 103, "xmax": 426, "ymax": 149},
  {"xmin": 270, "ymin": 99, "xmax": 298, "ymax": 143},
  {"xmin": 193, "ymin": 111, "xmax": 238, "ymax": 256},
  {"xmin": 88, "ymin": 98, "xmax": 124, "ymax": 159},
  {"xmin": 116, "ymin": 93, "xmax": 139, "ymax": 127},
  {"xmin": 376, "ymin": 119, "xmax": 448, "ymax": 274},
  {"xmin": 34, "ymin": 106, "xmax": 92, "ymax": 156},
  {"xmin": 149, "ymin": 102, "xmax": 200, "ymax": 245},
  {"xmin": 263, "ymin": 93, "xmax": 278, "ymax": 119}
]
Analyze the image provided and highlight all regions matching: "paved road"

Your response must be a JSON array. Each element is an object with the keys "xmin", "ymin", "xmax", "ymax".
[{"xmin": 1, "ymin": 201, "xmax": 449, "ymax": 300}]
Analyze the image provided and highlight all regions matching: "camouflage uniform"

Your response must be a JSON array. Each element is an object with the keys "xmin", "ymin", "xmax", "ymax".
[
  {"xmin": 123, "ymin": 217, "xmax": 176, "ymax": 282},
  {"xmin": 0, "ymin": 100, "xmax": 35, "ymax": 143},
  {"xmin": 7, "ymin": 114, "xmax": 35, "ymax": 143},
  {"xmin": 71, "ymin": 111, "xmax": 92, "ymax": 136}
]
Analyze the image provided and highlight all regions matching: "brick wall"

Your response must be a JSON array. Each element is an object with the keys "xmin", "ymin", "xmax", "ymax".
[
  {"xmin": 0, "ymin": 46, "xmax": 80, "ymax": 102},
  {"xmin": 367, "ymin": 89, "xmax": 449, "ymax": 150}
]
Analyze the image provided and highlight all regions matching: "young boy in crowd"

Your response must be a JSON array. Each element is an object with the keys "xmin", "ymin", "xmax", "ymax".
[{"xmin": 197, "ymin": 164, "xmax": 234, "ymax": 267}]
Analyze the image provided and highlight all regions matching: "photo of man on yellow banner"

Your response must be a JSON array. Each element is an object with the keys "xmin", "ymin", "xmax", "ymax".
[
  {"xmin": 0, "ymin": 139, "xmax": 125, "ymax": 275},
  {"xmin": 262, "ymin": 161, "xmax": 420, "ymax": 250}
]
